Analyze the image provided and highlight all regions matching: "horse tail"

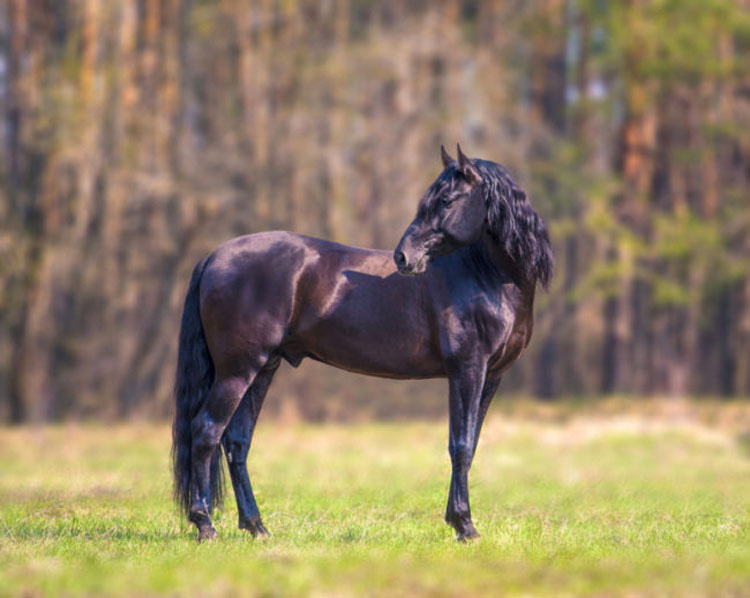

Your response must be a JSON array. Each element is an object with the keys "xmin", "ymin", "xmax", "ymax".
[{"xmin": 171, "ymin": 255, "xmax": 224, "ymax": 515}]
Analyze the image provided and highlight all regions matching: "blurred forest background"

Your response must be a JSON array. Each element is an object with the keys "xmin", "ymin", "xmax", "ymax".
[{"xmin": 0, "ymin": 0, "xmax": 749, "ymax": 423}]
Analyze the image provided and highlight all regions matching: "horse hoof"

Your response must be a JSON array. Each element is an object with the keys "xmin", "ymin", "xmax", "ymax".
[
  {"xmin": 197, "ymin": 525, "xmax": 218, "ymax": 543},
  {"xmin": 456, "ymin": 526, "xmax": 480, "ymax": 542},
  {"xmin": 240, "ymin": 518, "xmax": 270, "ymax": 539}
]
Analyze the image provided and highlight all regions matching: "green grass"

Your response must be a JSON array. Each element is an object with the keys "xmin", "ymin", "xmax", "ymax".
[{"xmin": 2, "ymin": 408, "xmax": 750, "ymax": 597}]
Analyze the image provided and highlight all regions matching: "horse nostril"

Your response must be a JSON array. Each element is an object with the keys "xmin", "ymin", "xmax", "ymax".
[{"xmin": 394, "ymin": 251, "xmax": 407, "ymax": 269}]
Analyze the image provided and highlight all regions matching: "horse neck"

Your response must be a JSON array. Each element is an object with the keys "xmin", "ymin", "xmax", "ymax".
[{"xmin": 469, "ymin": 233, "xmax": 536, "ymax": 296}]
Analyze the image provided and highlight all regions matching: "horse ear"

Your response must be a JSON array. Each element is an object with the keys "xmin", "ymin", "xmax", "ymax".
[
  {"xmin": 456, "ymin": 143, "xmax": 481, "ymax": 185},
  {"xmin": 440, "ymin": 144, "xmax": 456, "ymax": 168}
]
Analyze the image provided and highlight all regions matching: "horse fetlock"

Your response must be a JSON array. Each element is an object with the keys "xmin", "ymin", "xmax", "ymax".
[
  {"xmin": 189, "ymin": 504, "xmax": 217, "ymax": 542},
  {"xmin": 447, "ymin": 509, "xmax": 478, "ymax": 541},
  {"xmin": 188, "ymin": 503, "xmax": 211, "ymax": 524},
  {"xmin": 446, "ymin": 510, "xmax": 479, "ymax": 541}
]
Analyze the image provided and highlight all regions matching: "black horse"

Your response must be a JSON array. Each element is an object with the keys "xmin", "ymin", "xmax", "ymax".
[{"xmin": 172, "ymin": 144, "xmax": 553, "ymax": 542}]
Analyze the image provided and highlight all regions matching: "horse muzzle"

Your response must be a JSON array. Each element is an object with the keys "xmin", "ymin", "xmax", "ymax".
[{"xmin": 394, "ymin": 249, "xmax": 429, "ymax": 276}]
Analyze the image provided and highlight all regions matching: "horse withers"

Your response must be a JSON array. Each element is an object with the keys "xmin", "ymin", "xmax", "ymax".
[{"xmin": 172, "ymin": 144, "xmax": 553, "ymax": 542}]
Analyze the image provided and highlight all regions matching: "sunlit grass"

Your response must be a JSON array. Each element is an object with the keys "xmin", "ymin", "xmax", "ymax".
[{"xmin": 2, "ymin": 406, "xmax": 750, "ymax": 597}]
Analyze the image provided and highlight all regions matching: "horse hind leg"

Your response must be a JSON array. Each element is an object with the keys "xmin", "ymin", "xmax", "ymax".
[
  {"xmin": 222, "ymin": 359, "xmax": 279, "ymax": 538},
  {"xmin": 189, "ymin": 373, "xmax": 256, "ymax": 542}
]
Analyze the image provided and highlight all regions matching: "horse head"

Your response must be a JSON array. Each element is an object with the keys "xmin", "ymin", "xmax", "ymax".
[{"xmin": 394, "ymin": 144, "xmax": 485, "ymax": 276}]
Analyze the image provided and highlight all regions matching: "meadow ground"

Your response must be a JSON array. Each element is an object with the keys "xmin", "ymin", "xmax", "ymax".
[{"xmin": 2, "ymin": 400, "xmax": 750, "ymax": 597}]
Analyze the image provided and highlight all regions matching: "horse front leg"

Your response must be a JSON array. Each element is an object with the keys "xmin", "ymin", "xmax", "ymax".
[
  {"xmin": 445, "ymin": 360, "xmax": 489, "ymax": 541},
  {"xmin": 472, "ymin": 374, "xmax": 501, "ymax": 456}
]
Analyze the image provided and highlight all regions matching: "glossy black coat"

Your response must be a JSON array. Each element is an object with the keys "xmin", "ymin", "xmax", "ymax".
[{"xmin": 172, "ymin": 145, "xmax": 553, "ymax": 542}]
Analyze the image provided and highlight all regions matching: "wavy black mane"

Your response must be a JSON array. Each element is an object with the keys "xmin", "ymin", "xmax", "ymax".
[{"xmin": 473, "ymin": 159, "xmax": 554, "ymax": 289}]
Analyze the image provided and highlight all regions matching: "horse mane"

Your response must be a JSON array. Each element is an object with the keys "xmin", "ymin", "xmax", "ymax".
[{"xmin": 473, "ymin": 159, "xmax": 554, "ymax": 289}]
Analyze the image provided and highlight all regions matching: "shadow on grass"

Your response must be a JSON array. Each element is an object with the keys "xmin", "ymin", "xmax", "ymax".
[
  {"xmin": 3, "ymin": 524, "xmax": 184, "ymax": 542},
  {"xmin": 0, "ymin": 516, "xmax": 184, "ymax": 544}
]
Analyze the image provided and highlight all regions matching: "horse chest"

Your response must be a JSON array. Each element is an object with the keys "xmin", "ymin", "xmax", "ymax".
[{"xmin": 451, "ymin": 285, "xmax": 530, "ymax": 374}]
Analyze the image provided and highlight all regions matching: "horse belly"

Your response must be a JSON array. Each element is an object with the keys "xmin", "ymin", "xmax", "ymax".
[{"xmin": 283, "ymin": 312, "xmax": 445, "ymax": 379}]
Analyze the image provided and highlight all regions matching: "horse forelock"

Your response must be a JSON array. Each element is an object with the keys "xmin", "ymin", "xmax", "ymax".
[{"xmin": 418, "ymin": 166, "xmax": 462, "ymax": 217}]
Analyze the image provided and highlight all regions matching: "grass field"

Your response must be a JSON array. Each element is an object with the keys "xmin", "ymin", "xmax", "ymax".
[{"xmin": 2, "ymin": 401, "xmax": 750, "ymax": 597}]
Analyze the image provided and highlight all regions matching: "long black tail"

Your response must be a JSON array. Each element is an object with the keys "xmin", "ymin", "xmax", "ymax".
[{"xmin": 171, "ymin": 255, "xmax": 224, "ymax": 515}]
